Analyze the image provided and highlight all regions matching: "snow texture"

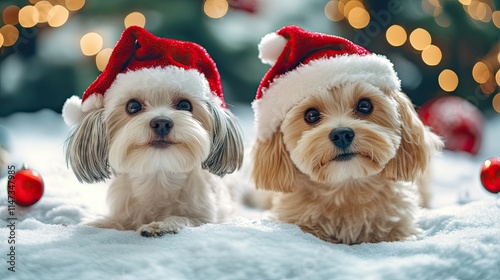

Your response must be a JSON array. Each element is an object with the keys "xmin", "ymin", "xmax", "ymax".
[{"xmin": 0, "ymin": 107, "xmax": 499, "ymax": 280}]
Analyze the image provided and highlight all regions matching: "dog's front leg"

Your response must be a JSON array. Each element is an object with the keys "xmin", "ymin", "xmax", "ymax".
[{"xmin": 138, "ymin": 216, "xmax": 204, "ymax": 237}]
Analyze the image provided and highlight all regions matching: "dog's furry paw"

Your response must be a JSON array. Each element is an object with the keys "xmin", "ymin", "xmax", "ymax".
[
  {"xmin": 84, "ymin": 218, "xmax": 124, "ymax": 230},
  {"xmin": 138, "ymin": 221, "xmax": 182, "ymax": 237}
]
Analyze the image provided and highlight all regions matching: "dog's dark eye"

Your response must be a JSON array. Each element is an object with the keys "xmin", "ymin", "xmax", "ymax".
[
  {"xmin": 304, "ymin": 108, "xmax": 320, "ymax": 124},
  {"xmin": 356, "ymin": 99, "xmax": 373, "ymax": 115},
  {"xmin": 176, "ymin": 99, "xmax": 192, "ymax": 112},
  {"xmin": 126, "ymin": 99, "xmax": 142, "ymax": 115}
]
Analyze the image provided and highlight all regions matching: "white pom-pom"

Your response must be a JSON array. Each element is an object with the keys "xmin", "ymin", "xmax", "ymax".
[
  {"xmin": 258, "ymin": 32, "xmax": 288, "ymax": 65},
  {"xmin": 62, "ymin": 95, "xmax": 84, "ymax": 126}
]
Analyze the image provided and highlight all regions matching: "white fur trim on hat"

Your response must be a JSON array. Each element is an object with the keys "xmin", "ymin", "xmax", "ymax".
[
  {"xmin": 258, "ymin": 32, "xmax": 288, "ymax": 66},
  {"xmin": 252, "ymin": 54, "xmax": 401, "ymax": 141},
  {"xmin": 103, "ymin": 66, "xmax": 214, "ymax": 108},
  {"xmin": 62, "ymin": 95, "xmax": 84, "ymax": 126}
]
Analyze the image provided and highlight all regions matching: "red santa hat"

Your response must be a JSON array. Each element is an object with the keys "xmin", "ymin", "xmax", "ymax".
[
  {"xmin": 253, "ymin": 25, "xmax": 401, "ymax": 141},
  {"xmin": 62, "ymin": 26, "xmax": 226, "ymax": 126}
]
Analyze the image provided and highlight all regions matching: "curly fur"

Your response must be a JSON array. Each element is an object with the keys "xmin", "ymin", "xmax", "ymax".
[{"xmin": 252, "ymin": 82, "xmax": 443, "ymax": 244}]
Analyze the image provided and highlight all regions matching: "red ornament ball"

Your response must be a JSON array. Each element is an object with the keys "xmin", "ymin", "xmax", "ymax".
[
  {"xmin": 480, "ymin": 157, "xmax": 500, "ymax": 194},
  {"xmin": 9, "ymin": 168, "xmax": 44, "ymax": 206},
  {"xmin": 418, "ymin": 96, "xmax": 484, "ymax": 155}
]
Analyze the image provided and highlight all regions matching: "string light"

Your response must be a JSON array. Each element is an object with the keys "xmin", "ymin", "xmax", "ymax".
[
  {"xmin": 493, "ymin": 92, "xmax": 500, "ymax": 113},
  {"xmin": 324, "ymin": 1, "xmax": 344, "ymax": 22},
  {"xmin": 409, "ymin": 28, "xmax": 431, "ymax": 51},
  {"xmin": 34, "ymin": 1, "xmax": 53, "ymax": 23},
  {"xmin": 386, "ymin": 25, "xmax": 407, "ymax": 47},
  {"xmin": 48, "ymin": 5, "xmax": 69, "ymax": 27},
  {"xmin": 438, "ymin": 69, "xmax": 459, "ymax": 92},
  {"xmin": 65, "ymin": 0, "xmax": 86, "ymax": 12},
  {"xmin": 203, "ymin": 0, "xmax": 229, "ymax": 19},
  {"xmin": 96, "ymin": 48, "xmax": 113, "ymax": 71},
  {"xmin": 0, "ymin": 25, "xmax": 19, "ymax": 47},
  {"xmin": 421, "ymin": 45, "xmax": 442, "ymax": 66},
  {"xmin": 493, "ymin": 11, "xmax": 500, "ymax": 28},
  {"xmin": 80, "ymin": 32, "xmax": 103, "ymax": 56},
  {"xmin": 124, "ymin": 12, "xmax": 146, "ymax": 28},
  {"xmin": 347, "ymin": 7, "xmax": 370, "ymax": 29},
  {"xmin": 3, "ymin": 5, "xmax": 20, "ymax": 25},
  {"xmin": 472, "ymin": 61, "xmax": 491, "ymax": 84},
  {"xmin": 18, "ymin": 5, "xmax": 39, "ymax": 28}
]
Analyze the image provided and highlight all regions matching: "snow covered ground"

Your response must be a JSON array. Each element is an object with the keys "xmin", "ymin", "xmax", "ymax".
[{"xmin": 0, "ymin": 106, "xmax": 499, "ymax": 280}]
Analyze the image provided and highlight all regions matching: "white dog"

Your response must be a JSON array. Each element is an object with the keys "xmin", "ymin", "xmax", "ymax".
[
  {"xmin": 63, "ymin": 27, "xmax": 243, "ymax": 237},
  {"xmin": 251, "ymin": 26, "xmax": 443, "ymax": 244}
]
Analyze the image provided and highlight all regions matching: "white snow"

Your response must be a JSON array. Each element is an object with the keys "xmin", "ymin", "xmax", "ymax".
[{"xmin": 0, "ymin": 106, "xmax": 499, "ymax": 280}]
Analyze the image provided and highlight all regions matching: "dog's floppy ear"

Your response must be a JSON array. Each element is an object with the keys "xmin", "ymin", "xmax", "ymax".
[
  {"xmin": 381, "ymin": 92, "xmax": 443, "ymax": 182},
  {"xmin": 65, "ymin": 109, "xmax": 110, "ymax": 183},
  {"xmin": 202, "ymin": 102, "xmax": 244, "ymax": 177},
  {"xmin": 252, "ymin": 131, "xmax": 297, "ymax": 193}
]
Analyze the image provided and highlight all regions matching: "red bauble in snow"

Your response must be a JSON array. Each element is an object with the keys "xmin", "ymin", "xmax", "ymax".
[
  {"xmin": 8, "ymin": 168, "xmax": 44, "ymax": 206},
  {"xmin": 480, "ymin": 157, "xmax": 500, "ymax": 194},
  {"xmin": 418, "ymin": 96, "xmax": 484, "ymax": 155}
]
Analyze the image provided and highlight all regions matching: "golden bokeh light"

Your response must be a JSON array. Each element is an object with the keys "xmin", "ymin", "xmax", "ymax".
[
  {"xmin": 347, "ymin": 7, "xmax": 370, "ymax": 29},
  {"xmin": 493, "ymin": 92, "xmax": 500, "ymax": 113},
  {"xmin": 325, "ymin": 1, "xmax": 344, "ymax": 22},
  {"xmin": 438, "ymin": 69, "xmax": 459, "ymax": 92},
  {"xmin": 409, "ymin": 28, "xmax": 431, "ymax": 51},
  {"xmin": 96, "ymin": 48, "xmax": 113, "ymax": 71},
  {"xmin": 472, "ymin": 61, "xmax": 491, "ymax": 83},
  {"xmin": 343, "ymin": 1, "xmax": 364, "ymax": 17},
  {"xmin": 19, "ymin": 5, "xmax": 39, "ymax": 28},
  {"xmin": 35, "ymin": 1, "xmax": 53, "ymax": 23},
  {"xmin": 0, "ymin": 25, "xmax": 19, "ymax": 47},
  {"xmin": 48, "ymin": 5, "xmax": 69, "ymax": 27},
  {"xmin": 204, "ymin": 0, "xmax": 229, "ymax": 19},
  {"xmin": 493, "ymin": 11, "xmax": 500, "ymax": 28},
  {"xmin": 386, "ymin": 25, "xmax": 407, "ymax": 47},
  {"xmin": 0, "ymin": 33, "xmax": 4, "ymax": 48},
  {"xmin": 421, "ymin": 45, "xmax": 442, "ymax": 66},
  {"xmin": 459, "ymin": 0, "xmax": 472, "ymax": 5},
  {"xmin": 66, "ymin": 0, "xmax": 86, "ymax": 12},
  {"xmin": 3, "ymin": 5, "xmax": 20, "ymax": 25},
  {"xmin": 495, "ymin": 69, "xmax": 500, "ymax": 86},
  {"xmin": 80, "ymin": 32, "xmax": 103, "ymax": 56},
  {"xmin": 124, "ymin": 12, "xmax": 146, "ymax": 28}
]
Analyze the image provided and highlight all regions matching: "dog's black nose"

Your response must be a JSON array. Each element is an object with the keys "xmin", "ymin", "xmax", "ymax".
[
  {"xmin": 329, "ymin": 127, "xmax": 355, "ymax": 149},
  {"xmin": 150, "ymin": 117, "xmax": 174, "ymax": 136}
]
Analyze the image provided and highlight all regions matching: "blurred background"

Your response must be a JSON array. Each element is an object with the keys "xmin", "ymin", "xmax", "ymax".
[{"xmin": 0, "ymin": 0, "xmax": 498, "ymax": 116}]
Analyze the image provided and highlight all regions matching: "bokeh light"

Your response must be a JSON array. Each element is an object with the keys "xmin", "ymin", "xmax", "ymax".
[
  {"xmin": 493, "ymin": 11, "xmax": 500, "ymax": 28},
  {"xmin": 343, "ymin": 1, "xmax": 364, "ymax": 17},
  {"xmin": 204, "ymin": 0, "xmax": 229, "ymax": 19},
  {"xmin": 3, "ymin": 5, "xmax": 20, "ymax": 25},
  {"xmin": 324, "ymin": 1, "xmax": 344, "ymax": 22},
  {"xmin": 472, "ymin": 61, "xmax": 491, "ymax": 83},
  {"xmin": 96, "ymin": 48, "xmax": 113, "ymax": 71},
  {"xmin": 496, "ymin": 70, "xmax": 500, "ymax": 86},
  {"xmin": 421, "ymin": 45, "xmax": 442, "ymax": 66},
  {"xmin": 0, "ymin": 25, "xmax": 19, "ymax": 47},
  {"xmin": 80, "ymin": 32, "xmax": 103, "ymax": 56},
  {"xmin": 493, "ymin": 92, "xmax": 500, "ymax": 113},
  {"xmin": 124, "ymin": 12, "xmax": 146, "ymax": 28},
  {"xmin": 409, "ymin": 28, "xmax": 431, "ymax": 51},
  {"xmin": 386, "ymin": 25, "xmax": 407, "ymax": 47},
  {"xmin": 459, "ymin": 0, "xmax": 472, "ymax": 5},
  {"xmin": 65, "ymin": 0, "xmax": 86, "ymax": 12},
  {"xmin": 438, "ymin": 69, "xmax": 459, "ymax": 92},
  {"xmin": 18, "ymin": 5, "xmax": 39, "ymax": 28},
  {"xmin": 347, "ymin": 7, "xmax": 370, "ymax": 29},
  {"xmin": 48, "ymin": 5, "xmax": 69, "ymax": 27},
  {"xmin": 35, "ymin": 1, "xmax": 53, "ymax": 23},
  {"xmin": 0, "ymin": 33, "xmax": 4, "ymax": 48}
]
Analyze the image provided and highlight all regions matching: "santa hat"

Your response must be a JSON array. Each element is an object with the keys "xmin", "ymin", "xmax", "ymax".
[
  {"xmin": 62, "ymin": 26, "xmax": 226, "ymax": 126},
  {"xmin": 252, "ymin": 25, "xmax": 401, "ymax": 141}
]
